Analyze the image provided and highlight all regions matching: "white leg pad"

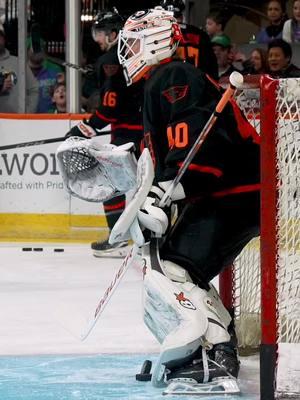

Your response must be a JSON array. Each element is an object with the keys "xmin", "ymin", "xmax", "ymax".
[{"xmin": 141, "ymin": 243, "xmax": 232, "ymax": 387}]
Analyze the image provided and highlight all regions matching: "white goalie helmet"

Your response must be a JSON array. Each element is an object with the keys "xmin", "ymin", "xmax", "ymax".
[{"xmin": 117, "ymin": 7, "xmax": 182, "ymax": 86}]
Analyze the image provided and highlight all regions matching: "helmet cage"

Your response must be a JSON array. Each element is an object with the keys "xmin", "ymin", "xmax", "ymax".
[
  {"xmin": 118, "ymin": 30, "xmax": 149, "ymax": 86},
  {"xmin": 118, "ymin": 9, "xmax": 181, "ymax": 85}
]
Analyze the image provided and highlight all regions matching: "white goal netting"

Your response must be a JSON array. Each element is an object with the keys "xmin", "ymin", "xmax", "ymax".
[{"xmin": 231, "ymin": 76, "xmax": 300, "ymax": 397}]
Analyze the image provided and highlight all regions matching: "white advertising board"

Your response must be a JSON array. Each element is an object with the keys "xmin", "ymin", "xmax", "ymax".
[{"xmin": 0, "ymin": 118, "xmax": 110, "ymax": 215}]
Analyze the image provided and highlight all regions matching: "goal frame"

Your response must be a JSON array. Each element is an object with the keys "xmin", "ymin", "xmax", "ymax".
[{"xmin": 219, "ymin": 74, "xmax": 282, "ymax": 400}]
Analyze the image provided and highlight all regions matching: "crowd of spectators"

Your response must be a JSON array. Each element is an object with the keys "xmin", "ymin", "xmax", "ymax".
[
  {"xmin": 0, "ymin": 1, "xmax": 300, "ymax": 114},
  {"xmin": 211, "ymin": 31, "xmax": 300, "ymax": 81},
  {"xmin": 206, "ymin": 0, "xmax": 300, "ymax": 81},
  {"xmin": 0, "ymin": 25, "xmax": 39, "ymax": 113}
]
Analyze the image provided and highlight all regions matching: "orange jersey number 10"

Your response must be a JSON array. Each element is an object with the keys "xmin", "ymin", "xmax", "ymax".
[{"xmin": 167, "ymin": 122, "xmax": 189, "ymax": 148}]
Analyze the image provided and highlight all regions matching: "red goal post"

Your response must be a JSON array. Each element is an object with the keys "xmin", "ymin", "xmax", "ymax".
[{"xmin": 219, "ymin": 75, "xmax": 300, "ymax": 399}]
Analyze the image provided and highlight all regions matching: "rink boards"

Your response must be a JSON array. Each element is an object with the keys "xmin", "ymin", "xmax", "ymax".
[{"xmin": 0, "ymin": 115, "xmax": 110, "ymax": 242}]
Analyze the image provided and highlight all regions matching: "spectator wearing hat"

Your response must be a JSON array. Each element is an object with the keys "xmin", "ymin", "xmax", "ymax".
[
  {"xmin": 211, "ymin": 34, "xmax": 241, "ymax": 80},
  {"xmin": 27, "ymin": 36, "xmax": 63, "ymax": 113},
  {"xmin": 0, "ymin": 28, "xmax": 38, "ymax": 112}
]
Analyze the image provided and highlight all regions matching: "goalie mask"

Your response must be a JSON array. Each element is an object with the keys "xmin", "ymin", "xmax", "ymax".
[
  {"xmin": 117, "ymin": 7, "xmax": 182, "ymax": 86},
  {"xmin": 91, "ymin": 9, "xmax": 124, "ymax": 51}
]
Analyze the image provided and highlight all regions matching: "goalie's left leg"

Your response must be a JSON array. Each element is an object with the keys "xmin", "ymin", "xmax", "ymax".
[{"xmin": 141, "ymin": 240, "xmax": 239, "ymax": 391}]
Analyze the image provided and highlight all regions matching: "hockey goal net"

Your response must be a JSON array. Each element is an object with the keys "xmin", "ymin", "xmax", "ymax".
[{"xmin": 219, "ymin": 75, "xmax": 300, "ymax": 399}]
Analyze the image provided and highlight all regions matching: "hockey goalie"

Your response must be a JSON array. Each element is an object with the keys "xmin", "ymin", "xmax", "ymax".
[
  {"xmin": 57, "ymin": 6, "xmax": 260, "ymax": 396},
  {"xmin": 113, "ymin": 6, "xmax": 260, "ymax": 395}
]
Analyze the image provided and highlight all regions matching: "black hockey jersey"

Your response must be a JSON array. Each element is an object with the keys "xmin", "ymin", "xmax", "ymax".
[
  {"xmin": 88, "ymin": 45, "xmax": 144, "ymax": 147},
  {"xmin": 177, "ymin": 23, "xmax": 218, "ymax": 80},
  {"xmin": 143, "ymin": 60, "xmax": 260, "ymax": 199}
]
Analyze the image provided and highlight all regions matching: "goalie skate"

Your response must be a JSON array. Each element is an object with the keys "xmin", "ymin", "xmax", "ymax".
[
  {"xmin": 163, "ymin": 376, "xmax": 240, "ymax": 396},
  {"xmin": 91, "ymin": 239, "xmax": 129, "ymax": 258}
]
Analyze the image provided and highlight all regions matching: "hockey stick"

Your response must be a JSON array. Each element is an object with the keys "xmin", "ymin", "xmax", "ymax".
[
  {"xmin": 159, "ymin": 71, "xmax": 244, "ymax": 208},
  {"xmin": 80, "ymin": 244, "xmax": 140, "ymax": 341},
  {"xmin": 0, "ymin": 130, "xmax": 113, "ymax": 151},
  {"xmin": 80, "ymin": 151, "xmax": 154, "ymax": 340},
  {"xmin": 0, "ymin": 137, "xmax": 65, "ymax": 150},
  {"xmin": 47, "ymin": 55, "xmax": 94, "ymax": 75}
]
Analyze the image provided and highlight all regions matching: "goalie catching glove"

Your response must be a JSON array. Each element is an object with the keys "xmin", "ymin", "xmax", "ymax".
[
  {"xmin": 137, "ymin": 181, "xmax": 185, "ymax": 238},
  {"xmin": 65, "ymin": 119, "xmax": 97, "ymax": 139}
]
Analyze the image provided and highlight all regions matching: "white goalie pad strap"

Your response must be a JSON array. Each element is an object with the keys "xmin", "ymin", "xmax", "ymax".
[
  {"xmin": 109, "ymin": 216, "xmax": 145, "ymax": 245},
  {"xmin": 129, "ymin": 217, "xmax": 145, "ymax": 246},
  {"xmin": 162, "ymin": 260, "xmax": 193, "ymax": 283},
  {"xmin": 109, "ymin": 148, "xmax": 154, "ymax": 244},
  {"xmin": 56, "ymin": 137, "xmax": 137, "ymax": 202},
  {"xmin": 150, "ymin": 185, "xmax": 165, "ymax": 198},
  {"xmin": 205, "ymin": 283, "xmax": 232, "ymax": 345},
  {"xmin": 202, "ymin": 347, "xmax": 209, "ymax": 383}
]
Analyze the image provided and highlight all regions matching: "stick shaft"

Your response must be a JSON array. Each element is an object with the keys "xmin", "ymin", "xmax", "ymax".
[
  {"xmin": 0, "ymin": 137, "xmax": 65, "ymax": 151},
  {"xmin": 80, "ymin": 245, "xmax": 139, "ymax": 341},
  {"xmin": 0, "ymin": 130, "xmax": 112, "ymax": 151},
  {"xmin": 47, "ymin": 55, "xmax": 94, "ymax": 75}
]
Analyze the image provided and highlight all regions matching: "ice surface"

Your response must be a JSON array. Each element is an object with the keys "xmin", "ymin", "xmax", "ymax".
[
  {"xmin": 0, "ymin": 243, "xmax": 260, "ymax": 399},
  {"xmin": 0, "ymin": 244, "xmax": 157, "ymax": 355}
]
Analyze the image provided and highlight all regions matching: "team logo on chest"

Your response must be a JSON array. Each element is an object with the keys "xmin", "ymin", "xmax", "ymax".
[{"xmin": 162, "ymin": 85, "xmax": 189, "ymax": 104}]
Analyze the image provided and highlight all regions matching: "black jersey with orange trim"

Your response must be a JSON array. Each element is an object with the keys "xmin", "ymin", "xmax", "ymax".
[
  {"xmin": 143, "ymin": 60, "xmax": 260, "ymax": 199},
  {"xmin": 88, "ymin": 45, "xmax": 144, "ymax": 147},
  {"xmin": 176, "ymin": 23, "xmax": 218, "ymax": 81}
]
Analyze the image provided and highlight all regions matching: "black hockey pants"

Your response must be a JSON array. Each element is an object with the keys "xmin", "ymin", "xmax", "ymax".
[{"xmin": 161, "ymin": 191, "xmax": 260, "ymax": 285}]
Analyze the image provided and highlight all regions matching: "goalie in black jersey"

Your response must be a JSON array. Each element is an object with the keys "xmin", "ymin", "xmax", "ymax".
[
  {"xmin": 115, "ymin": 6, "xmax": 260, "ymax": 394},
  {"xmin": 66, "ymin": 9, "xmax": 144, "ymax": 258}
]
